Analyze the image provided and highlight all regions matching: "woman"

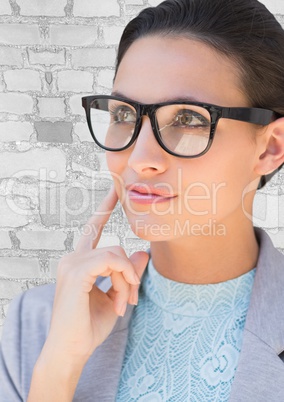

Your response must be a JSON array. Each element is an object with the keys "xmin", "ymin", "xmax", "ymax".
[{"xmin": 1, "ymin": 0, "xmax": 284, "ymax": 400}]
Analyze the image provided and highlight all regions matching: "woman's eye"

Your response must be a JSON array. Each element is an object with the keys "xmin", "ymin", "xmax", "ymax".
[
  {"xmin": 110, "ymin": 106, "xmax": 136, "ymax": 123},
  {"xmin": 174, "ymin": 110, "xmax": 209, "ymax": 127}
]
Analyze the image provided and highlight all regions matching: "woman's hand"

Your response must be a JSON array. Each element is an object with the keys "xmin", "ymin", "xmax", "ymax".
[
  {"xmin": 28, "ymin": 186, "xmax": 149, "ymax": 401},
  {"xmin": 48, "ymin": 185, "xmax": 149, "ymax": 357}
]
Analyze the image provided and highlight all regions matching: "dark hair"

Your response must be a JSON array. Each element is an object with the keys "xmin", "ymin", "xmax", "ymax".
[{"xmin": 115, "ymin": 0, "xmax": 284, "ymax": 188}]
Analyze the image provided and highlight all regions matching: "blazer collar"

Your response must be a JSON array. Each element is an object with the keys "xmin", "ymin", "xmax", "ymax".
[
  {"xmin": 241, "ymin": 227, "xmax": 284, "ymax": 353},
  {"xmin": 230, "ymin": 228, "xmax": 284, "ymax": 401}
]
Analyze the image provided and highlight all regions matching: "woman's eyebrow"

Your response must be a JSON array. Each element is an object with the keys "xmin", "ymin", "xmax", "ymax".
[
  {"xmin": 164, "ymin": 95, "xmax": 202, "ymax": 103},
  {"xmin": 111, "ymin": 91, "xmax": 202, "ymax": 103},
  {"xmin": 111, "ymin": 90, "xmax": 127, "ymax": 98}
]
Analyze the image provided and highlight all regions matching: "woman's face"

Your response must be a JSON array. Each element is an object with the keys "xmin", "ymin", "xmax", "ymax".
[{"xmin": 107, "ymin": 36, "xmax": 264, "ymax": 241}]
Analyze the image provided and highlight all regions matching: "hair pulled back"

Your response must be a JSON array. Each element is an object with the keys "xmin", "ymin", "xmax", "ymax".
[{"xmin": 115, "ymin": 0, "xmax": 284, "ymax": 186}]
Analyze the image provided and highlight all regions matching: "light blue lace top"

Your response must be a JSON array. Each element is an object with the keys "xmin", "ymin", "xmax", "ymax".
[{"xmin": 116, "ymin": 259, "xmax": 256, "ymax": 402}]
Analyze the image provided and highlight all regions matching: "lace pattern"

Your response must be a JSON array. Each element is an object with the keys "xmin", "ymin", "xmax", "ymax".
[{"xmin": 116, "ymin": 260, "xmax": 256, "ymax": 402}]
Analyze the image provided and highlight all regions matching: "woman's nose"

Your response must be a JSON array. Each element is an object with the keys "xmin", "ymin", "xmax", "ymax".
[{"xmin": 127, "ymin": 116, "xmax": 170, "ymax": 175}]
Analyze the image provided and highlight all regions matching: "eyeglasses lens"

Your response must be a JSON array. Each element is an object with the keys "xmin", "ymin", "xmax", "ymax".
[
  {"xmin": 156, "ymin": 105, "xmax": 211, "ymax": 156},
  {"xmin": 89, "ymin": 98, "xmax": 211, "ymax": 156}
]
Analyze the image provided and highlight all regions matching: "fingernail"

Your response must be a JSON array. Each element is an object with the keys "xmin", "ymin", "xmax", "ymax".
[
  {"xmin": 129, "ymin": 288, "xmax": 139, "ymax": 306},
  {"xmin": 119, "ymin": 302, "xmax": 127, "ymax": 317}
]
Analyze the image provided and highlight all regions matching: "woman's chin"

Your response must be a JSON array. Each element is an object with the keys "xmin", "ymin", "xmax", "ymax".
[{"xmin": 127, "ymin": 219, "xmax": 177, "ymax": 242}]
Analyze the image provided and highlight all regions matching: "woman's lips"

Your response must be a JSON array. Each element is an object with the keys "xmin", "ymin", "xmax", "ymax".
[{"xmin": 126, "ymin": 185, "xmax": 177, "ymax": 205}]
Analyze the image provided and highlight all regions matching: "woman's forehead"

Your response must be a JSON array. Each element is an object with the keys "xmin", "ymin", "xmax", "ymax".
[{"xmin": 113, "ymin": 35, "xmax": 249, "ymax": 107}]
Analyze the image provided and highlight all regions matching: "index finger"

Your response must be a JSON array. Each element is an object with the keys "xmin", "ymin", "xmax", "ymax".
[{"xmin": 75, "ymin": 185, "xmax": 118, "ymax": 253}]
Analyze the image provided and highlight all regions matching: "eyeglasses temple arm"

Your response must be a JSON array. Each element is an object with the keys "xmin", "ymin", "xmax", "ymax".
[{"xmin": 221, "ymin": 107, "xmax": 274, "ymax": 125}]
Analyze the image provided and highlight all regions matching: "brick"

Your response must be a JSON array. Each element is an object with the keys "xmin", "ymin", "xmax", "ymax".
[
  {"xmin": 104, "ymin": 26, "xmax": 124, "ymax": 45},
  {"xmin": 73, "ymin": 232, "xmax": 120, "ymax": 249},
  {"xmin": 148, "ymin": 0, "xmax": 162, "ymax": 5},
  {"xmin": 72, "ymin": 48, "xmax": 116, "ymax": 68},
  {"xmin": 1, "ymin": 181, "xmax": 38, "ymax": 206},
  {"xmin": 11, "ymin": 195, "xmax": 33, "ymax": 213},
  {"xmin": 38, "ymin": 97, "xmax": 66, "ymax": 118},
  {"xmin": 0, "ymin": 92, "xmax": 33, "ymax": 114},
  {"xmin": 0, "ymin": 257, "xmax": 40, "ymax": 278},
  {"xmin": 0, "ymin": 1, "xmax": 11, "ymax": 15},
  {"xmin": 97, "ymin": 69, "xmax": 114, "ymax": 89},
  {"xmin": 0, "ymin": 279, "xmax": 24, "ymax": 300},
  {"xmin": 0, "ymin": 47, "xmax": 23, "ymax": 67},
  {"xmin": 16, "ymin": 0, "xmax": 66, "ymax": 16},
  {"xmin": 40, "ymin": 185, "xmax": 106, "ymax": 227},
  {"xmin": 49, "ymin": 25, "xmax": 97, "ymax": 47},
  {"xmin": 66, "ymin": 186, "xmax": 91, "ymax": 210},
  {"xmin": 253, "ymin": 193, "xmax": 283, "ymax": 229},
  {"xmin": 0, "ymin": 121, "xmax": 33, "ymax": 142},
  {"xmin": 73, "ymin": 0, "xmax": 120, "ymax": 17},
  {"xmin": 17, "ymin": 230, "xmax": 67, "ymax": 250},
  {"xmin": 0, "ymin": 24, "xmax": 41, "ymax": 46},
  {"xmin": 261, "ymin": 0, "xmax": 284, "ymax": 13},
  {"xmin": 268, "ymin": 230, "xmax": 284, "ymax": 248},
  {"xmin": 73, "ymin": 122, "xmax": 93, "ymax": 142},
  {"xmin": 4, "ymin": 69, "xmax": 42, "ymax": 92},
  {"xmin": 0, "ymin": 196, "xmax": 30, "ymax": 227},
  {"xmin": 57, "ymin": 70, "xmax": 93, "ymax": 92},
  {"xmin": 0, "ymin": 148, "xmax": 66, "ymax": 182},
  {"xmin": 28, "ymin": 48, "xmax": 66, "ymax": 66},
  {"xmin": 69, "ymin": 94, "xmax": 86, "ymax": 115},
  {"xmin": 49, "ymin": 258, "xmax": 60, "ymax": 277},
  {"xmin": 35, "ymin": 121, "xmax": 72, "ymax": 143},
  {"xmin": 0, "ymin": 231, "xmax": 11, "ymax": 248}
]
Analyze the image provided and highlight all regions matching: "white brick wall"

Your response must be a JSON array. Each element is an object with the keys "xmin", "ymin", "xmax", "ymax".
[
  {"xmin": 0, "ymin": 0, "xmax": 283, "ymax": 339},
  {"xmin": 73, "ymin": 0, "xmax": 120, "ymax": 17},
  {"xmin": 0, "ymin": 1, "xmax": 11, "ymax": 15},
  {"xmin": 0, "ymin": 149, "xmax": 66, "ymax": 180},
  {"xmin": 49, "ymin": 25, "xmax": 98, "ymax": 46},
  {"xmin": 0, "ymin": 122, "xmax": 33, "ymax": 142},
  {"xmin": 0, "ymin": 92, "xmax": 34, "ymax": 114},
  {"xmin": 16, "ymin": 0, "xmax": 67, "ymax": 17},
  {"xmin": 4, "ymin": 69, "xmax": 42, "ymax": 92},
  {"xmin": 0, "ymin": 24, "xmax": 41, "ymax": 45},
  {"xmin": 38, "ymin": 97, "xmax": 66, "ymax": 118},
  {"xmin": 57, "ymin": 70, "xmax": 93, "ymax": 92}
]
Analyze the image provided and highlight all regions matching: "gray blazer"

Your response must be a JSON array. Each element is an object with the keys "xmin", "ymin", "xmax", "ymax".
[{"xmin": 0, "ymin": 228, "xmax": 284, "ymax": 401}]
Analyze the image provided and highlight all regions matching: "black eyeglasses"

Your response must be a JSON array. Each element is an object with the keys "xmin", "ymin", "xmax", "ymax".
[{"xmin": 82, "ymin": 95, "xmax": 275, "ymax": 158}]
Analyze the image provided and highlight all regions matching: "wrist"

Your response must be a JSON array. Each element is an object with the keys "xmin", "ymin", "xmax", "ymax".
[
  {"xmin": 28, "ymin": 342, "xmax": 89, "ymax": 402},
  {"xmin": 36, "ymin": 339, "xmax": 89, "ymax": 377}
]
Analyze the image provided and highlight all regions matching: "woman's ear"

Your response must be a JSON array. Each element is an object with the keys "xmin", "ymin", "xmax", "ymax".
[{"xmin": 255, "ymin": 117, "xmax": 284, "ymax": 176}]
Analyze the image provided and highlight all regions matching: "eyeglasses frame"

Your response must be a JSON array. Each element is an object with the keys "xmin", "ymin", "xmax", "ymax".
[{"xmin": 82, "ymin": 95, "xmax": 275, "ymax": 158}]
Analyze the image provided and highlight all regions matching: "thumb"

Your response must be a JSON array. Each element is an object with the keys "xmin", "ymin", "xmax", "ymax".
[{"xmin": 129, "ymin": 251, "xmax": 149, "ymax": 280}]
